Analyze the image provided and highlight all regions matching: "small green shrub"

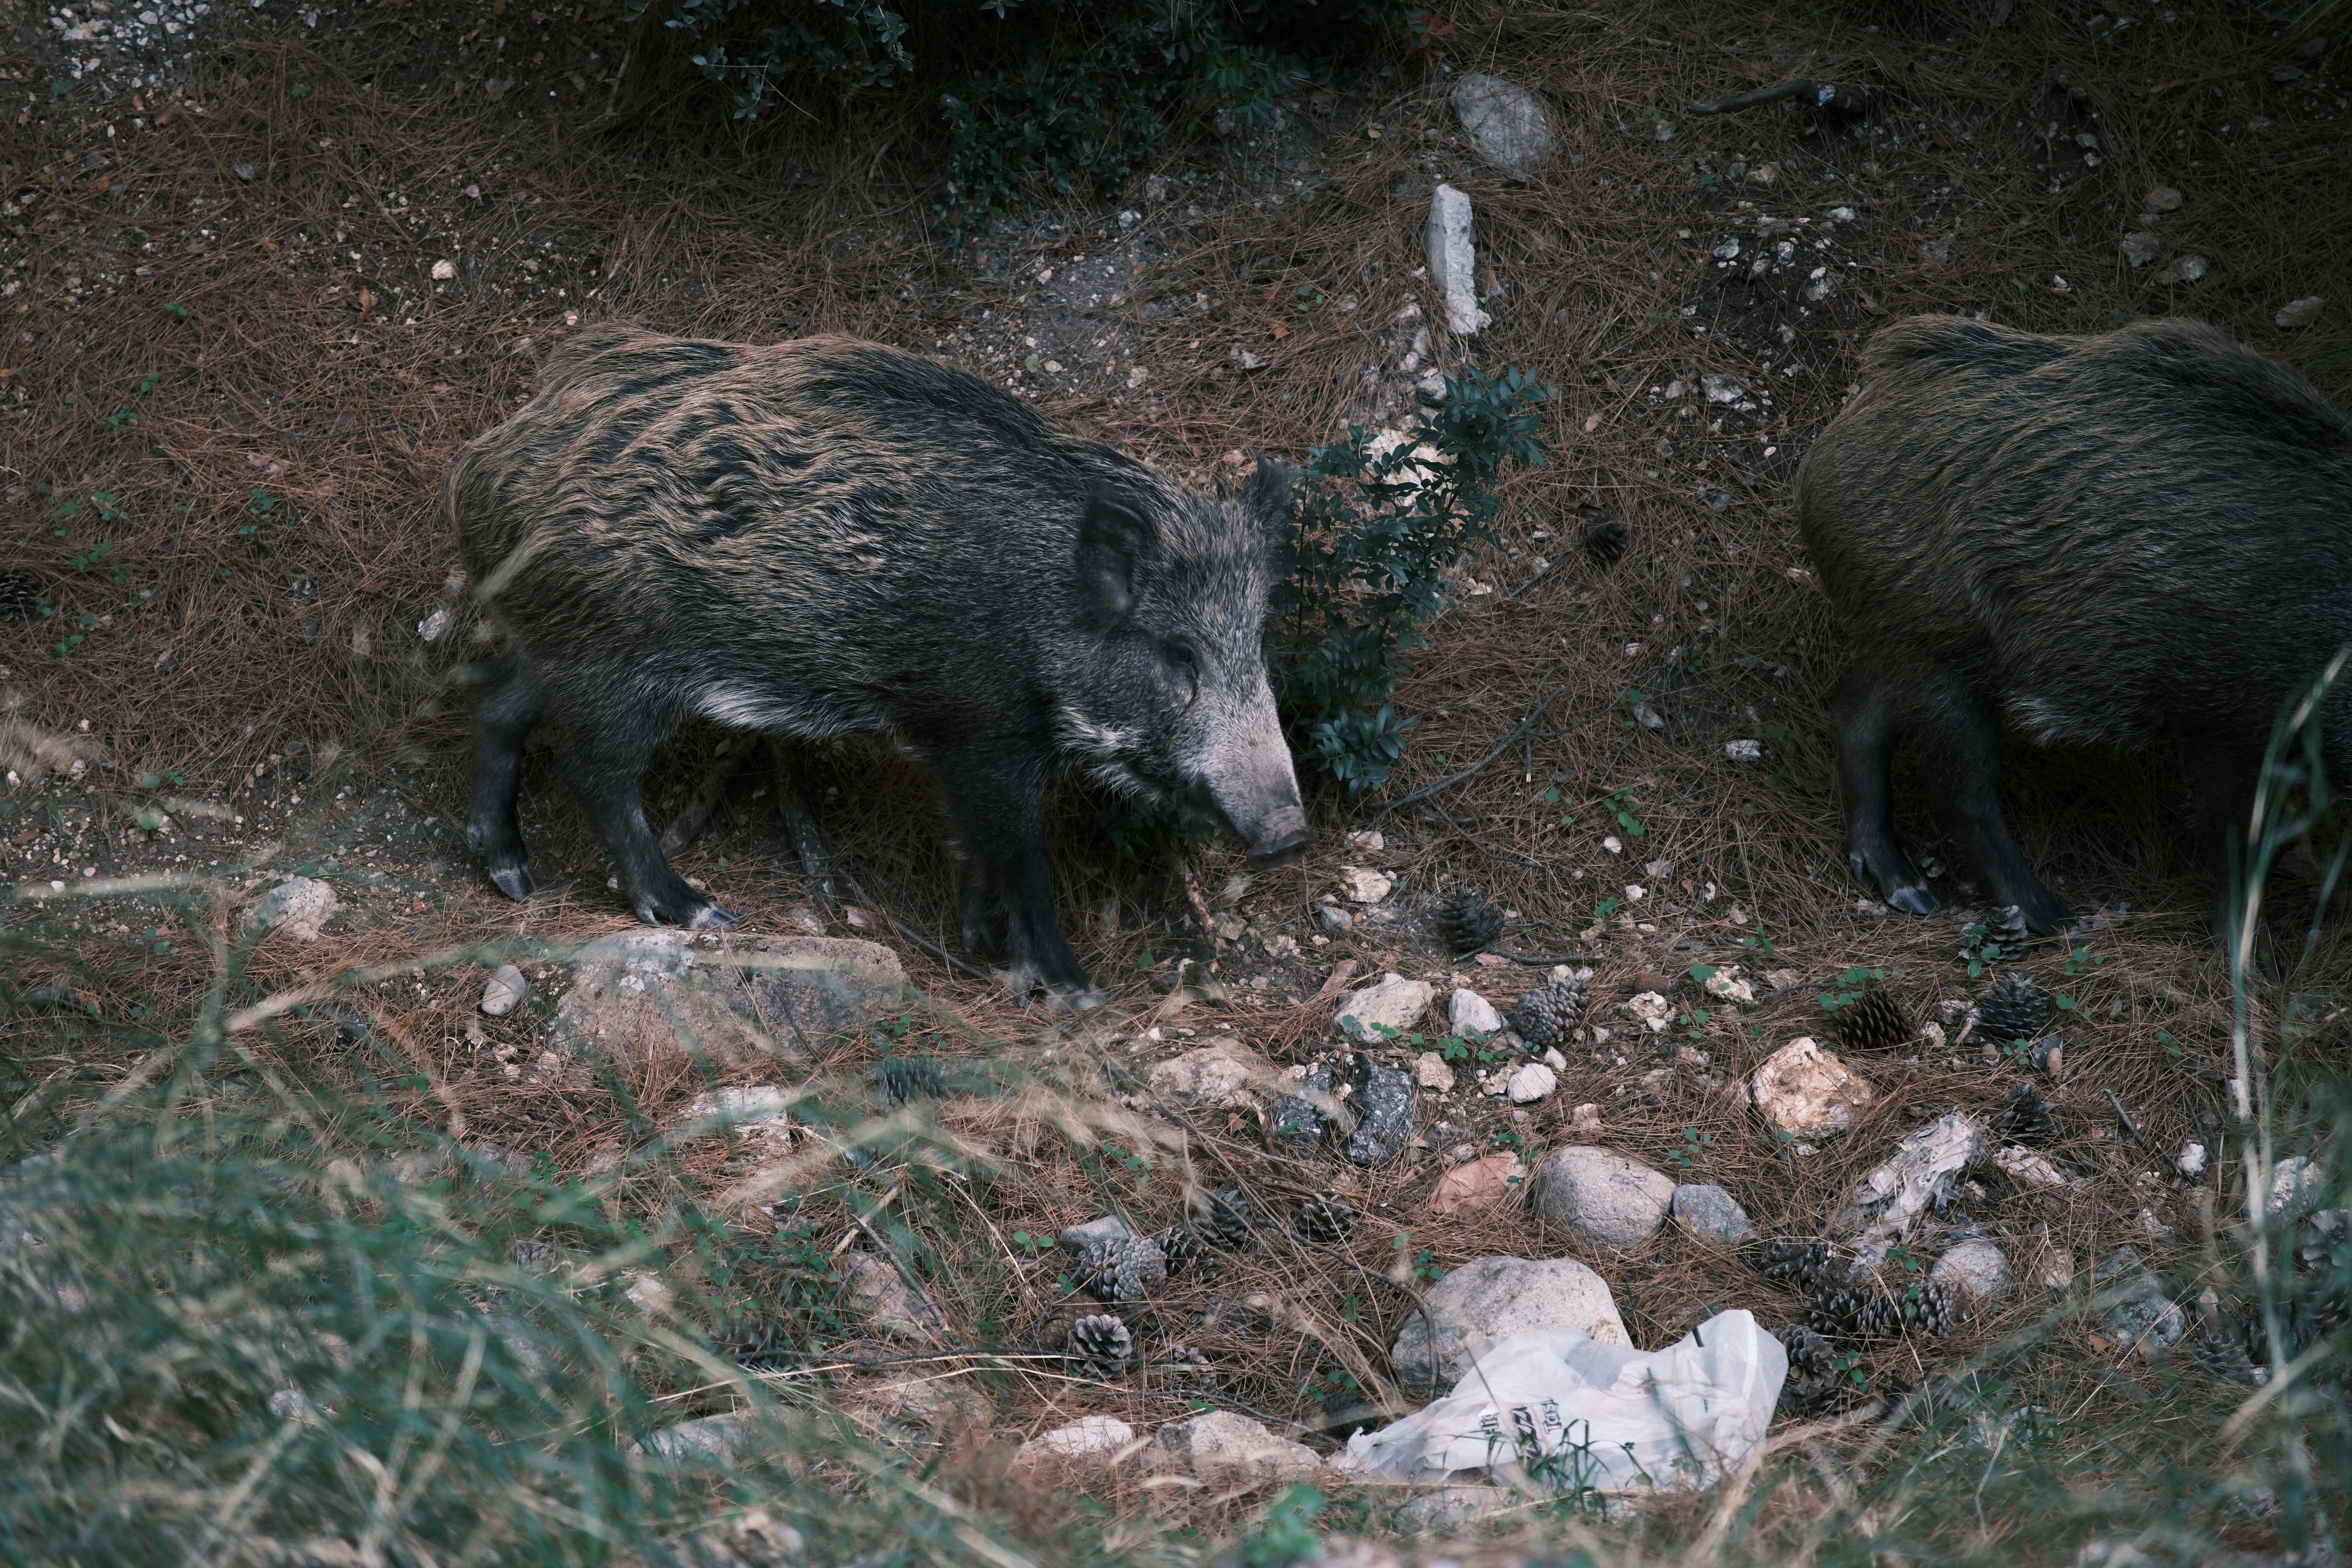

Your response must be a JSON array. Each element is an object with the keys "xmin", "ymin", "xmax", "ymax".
[
  {"xmin": 1273, "ymin": 364, "xmax": 1550, "ymax": 794},
  {"xmin": 636, "ymin": 0, "xmax": 1405, "ymax": 240}
]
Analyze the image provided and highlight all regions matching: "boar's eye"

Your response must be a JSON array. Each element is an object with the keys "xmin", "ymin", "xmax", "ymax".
[{"xmin": 1163, "ymin": 639, "xmax": 1201, "ymax": 701}]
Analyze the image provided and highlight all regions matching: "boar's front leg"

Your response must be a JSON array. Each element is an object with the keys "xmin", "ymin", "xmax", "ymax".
[
  {"xmin": 568, "ymin": 718, "xmax": 737, "ymax": 931},
  {"xmin": 937, "ymin": 743, "xmax": 1094, "ymax": 1001},
  {"xmin": 1828, "ymin": 667, "xmax": 1940, "ymax": 917},
  {"xmin": 1915, "ymin": 676, "xmax": 2072, "ymax": 935}
]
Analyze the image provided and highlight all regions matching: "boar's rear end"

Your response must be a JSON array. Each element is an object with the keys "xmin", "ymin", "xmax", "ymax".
[
  {"xmin": 449, "ymin": 326, "xmax": 1310, "ymax": 999},
  {"xmin": 1796, "ymin": 314, "xmax": 2352, "ymax": 934}
]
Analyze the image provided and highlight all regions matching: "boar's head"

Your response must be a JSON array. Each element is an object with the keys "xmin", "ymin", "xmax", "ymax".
[{"xmin": 1057, "ymin": 459, "xmax": 1312, "ymax": 866}]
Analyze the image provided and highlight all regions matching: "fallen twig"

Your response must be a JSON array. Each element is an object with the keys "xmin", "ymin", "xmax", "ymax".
[
  {"xmin": 1375, "ymin": 676, "xmax": 1567, "ymax": 821},
  {"xmin": 1686, "ymin": 79, "xmax": 1872, "ymax": 117}
]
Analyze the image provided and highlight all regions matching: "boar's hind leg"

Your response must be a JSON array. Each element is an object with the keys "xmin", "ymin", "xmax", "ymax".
[
  {"xmin": 1915, "ymin": 678, "xmax": 2072, "ymax": 935},
  {"xmin": 1829, "ymin": 667, "xmax": 1940, "ymax": 916},
  {"xmin": 2182, "ymin": 737, "xmax": 2261, "ymax": 946},
  {"xmin": 939, "ymin": 750, "xmax": 1094, "ymax": 999},
  {"xmin": 467, "ymin": 653, "xmax": 547, "ymax": 901},
  {"xmin": 569, "ymin": 722, "xmax": 737, "ymax": 931}
]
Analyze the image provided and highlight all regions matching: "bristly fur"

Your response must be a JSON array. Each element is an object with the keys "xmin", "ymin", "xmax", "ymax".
[
  {"xmin": 1797, "ymin": 315, "xmax": 2352, "ymax": 941},
  {"xmin": 447, "ymin": 327, "xmax": 1310, "ymax": 993}
]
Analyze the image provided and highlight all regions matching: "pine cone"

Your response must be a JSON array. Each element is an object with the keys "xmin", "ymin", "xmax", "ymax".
[
  {"xmin": 1196, "ymin": 1186, "xmax": 1256, "ymax": 1252},
  {"xmin": 1076, "ymin": 1232, "xmax": 1167, "ymax": 1304},
  {"xmin": 1068, "ymin": 1313, "xmax": 1132, "ymax": 1375},
  {"xmin": 1154, "ymin": 1225, "xmax": 1220, "ymax": 1279},
  {"xmin": 1901, "ymin": 1279, "xmax": 1962, "ymax": 1336},
  {"xmin": 1834, "ymin": 989, "xmax": 1910, "ymax": 1053},
  {"xmin": 1743, "ymin": 1237, "xmax": 1850, "ymax": 1295},
  {"xmin": 1510, "ymin": 972, "xmax": 1588, "ymax": 1052},
  {"xmin": 1806, "ymin": 1280, "xmax": 1902, "ymax": 1340},
  {"xmin": 1974, "ymin": 972, "xmax": 2051, "ymax": 1046},
  {"xmin": 1775, "ymin": 1322, "xmax": 1849, "ymax": 1416},
  {"xmin": 1994, "ymin": 1080, "xmax": 2065, "ymax": 1147},
  {"xmin": 0, "ymin": 571, "xmax": 38, "ymax": 624},
  {"xmin": 1295, "ymin": 1192, "xmax": 1358, "ymax": 1245},
  {"xmin": 1436, "ymin": 890, "xmax": 1505, "ymax": 957},
  {"xmin": 1582, "ymin": 516, "xmax": 1628, "ymax": 566}
]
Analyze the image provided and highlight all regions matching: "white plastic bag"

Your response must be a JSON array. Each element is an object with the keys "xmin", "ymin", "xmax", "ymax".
[{"xmin": 1340, "ymin": 1309, "xmax": 1786, "ymax": 1493}]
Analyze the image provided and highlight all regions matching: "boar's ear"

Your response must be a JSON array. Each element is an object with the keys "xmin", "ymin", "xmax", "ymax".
[
  {"xmin": 1074, "ymin": 494, "xmax": 1155, "ymax": 628},
  {"xmin": 1241, "ymin": 457, "xmax": 1293, "ymax": 528}
]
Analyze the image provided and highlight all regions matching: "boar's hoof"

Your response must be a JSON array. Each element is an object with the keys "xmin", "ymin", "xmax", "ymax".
[
  {"xmin": 1049, "ymin": 984, "xmax": 1110, "ymax": 1015},
  {"xmin": 1886, "ymin": 883, "xmax": 1941, "ymax": 917},
  {"xmin": 488, "ymin": 862, "xmax": 538, "ymax": 901}
]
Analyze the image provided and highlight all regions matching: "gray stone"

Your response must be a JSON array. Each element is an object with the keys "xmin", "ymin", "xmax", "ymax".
[
  {"xmin": 1339, "ymin": 1052, "xmax": 1416, "ymax": 1166},
  {"xmin": 1671, "ymin": 1183, "xmax": 1755, "ymax": 1246},
  {"xmin": 1448, "ymin": 987, "xmax": 1504, "ymax": 1039},
  {"xmin": 2267, "ymin": 1155, "xmax": 2326, "ymax": 1215},
  {"xmin": 1426, "ymin": 184, "xmax": 1486, "ymax": 336},
  {"xmin": 1058, "ymin": 1215, "xmax": 1135, "ymax": 1253},
  {"xmin": 553, "ymin": 931, "xmax": 908, "ymax": 1068},
  {"xmin": 1388, "ymin": 1255, "xmax": 1627, "ymax": 1396},
  {"xmin": 836, "ymin": 1251, "xmax": 945, "ymax": 1342},
  {"xmin": 480, "ymin": 963, "xmax": 527, "ymax": 1017},
  {"xmin": 1931, "ymin": 1239, "xmax": 2013, "ymax": 1303},
  {"xmin": 1335, "ymin": 972, "xmax": 1434, "ymax": 1041},
  {"xmin": 250, "ymin": 876, "xmax": 339, "ymax": 943},
  {"xmin": 2094, "ymin": 1246, "xmax": 2185, "ymax": 1350},
  {"xmin": 1450, "ymin": 74, "xmax": 1553, "ymax": 178},
  {"xmin": 1154, "ymin": 1410, "xmax": 1319, "ymax": 1488},
  {"xmin": 1266, "ymin": 1065, "xmax": 1337, "ymax": 1156},
  {"xmin": 1533, "ymin": 1146, "xmax": 1676, "ymax": 1250},
  {"xmin": 632, "ymin": 1410, "xmax": 764, "ymax": 1461}
]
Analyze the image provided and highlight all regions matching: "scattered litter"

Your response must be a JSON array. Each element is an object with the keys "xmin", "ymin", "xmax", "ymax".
[
  {"xmin": 2275, "ymin": 295, "xmax": 2325, "ymax": 329},
  {"xmin": 1340, "ymin": 1312, "xmax": 1785, "ymax": 1492}
]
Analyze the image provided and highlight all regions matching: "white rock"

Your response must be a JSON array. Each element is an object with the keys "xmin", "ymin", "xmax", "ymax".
[
  {"xmin": 431, "ymin": 258, "xmax": 457, "ymax": 280},
  {"xmin": 1506, "ymin": 1062, "xmax": 1557, "ymax": 1104},
  {"xmin": 1335, "ymin": 973, "xmax": 1434, "ymax": 1041},
  {"xmin": 1415, "ymin": 1051, "xmax": 1457, "ymax": 1091},
  {"xmin": 1345, "ymin": 828, "xmax": 1385, "ymax": 851},
  {"xmin": 1700, "ymin": 966, "xmax": 1755, "ymax": 1004},
  {"xmin": 2276, "ymin": 296, "xmax": 2326, "ymax": 328},
  {"xmin": 1389, "ymin": 1254, "xmax": 1626, "ymax": 1394},
  {"xmin": 1155, "ymin": 1411, "xmax": 1318, "ymax": 1488},
  {"xmin": 1426, "ymin": 184, "xmax": 1487, "ymax": 336},
  {"xmin": 2176, "ymin": 1141, "xmax": 2207, "ymax": 1177},
  {"xmin": 1018, "ymin": 1416, "xmax": 1135, "ymax": 1464},
  {"xmin": 1724, "ymin": 738, "xmax": 1762, "ymax": 762},
  {"xmin": 1339, "ymin": 865, "xmax": 1393, "ymax": 904},
  {"xmin": 1450, "ymin": 73, "xmax": 1552, "ymax": 177},
  {"xmin": 2268, "ymin": 1155, "xmax": 2326, "ymax": 1214},
  {"xmin": 676, "ymin": 1086, "xmax": 793, "ymax": 1154},
  {"xmin": 250, "ymin": 876, "xmax": 339, "ymax": 943},
  {"xmin": 624, "ymin": 1272, "xmax": 674, "ymax": 1315},
  {"xmin": 1932, "ymin": 1238, "xmax": 2013, "ymax": 1302},
  {"xmin": 1148, "ymin": 1044, "xmax": 1252, "ymax": 1109},
  {"xmin": 1543, "ymin": 1048, "xmax": 1567, "ymax": 1070},
  {"xmin": 417, "ymin": 606, "xmax": 450, "ymax": 642},
  {"xmin": 838, "ymin": 1252, "xmax": 946, "ymax": 1341},
  {"xmin": 1532, "ymin": 1146, "xmax": 1676, "ymax": 1249},
  {"xmin": 481, "ymin": 963, "xmax": 527, "ymax": 1016},
  {"xmin": 1750, "ymin": 1037, "xmax": 1873, "ymax": 1140},
  {"xmin": 1448, "ymin": 988, "xmax": 1504, "ymax": 1039},
  {"xmin": 2144, "ymin": 184, "xmax": 2183, "ymax": 211},
  {"xmin": 2154, "ymin": 253, "xmax": 2207, "ymax": 285},
  {"xmin": 1569, "ymin": 1103, "xmax": 1602, "ymax": 1132},
  {"xmin": 1622, "ymin": 990, "xmax": 1673, "ymax": 1034},
  {"xmin": 553, "ymin": 932, "xmax": 908, "ymax": 1069},
  {"xmin": 2121, "ymin": 229, "xmax": 2160, "ymax": 267},
  {"xmin": 1702, "ymin": 373, "xmax": 1744, "ymax": 404}
]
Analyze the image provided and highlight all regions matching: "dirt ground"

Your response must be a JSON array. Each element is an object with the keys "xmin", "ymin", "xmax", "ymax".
[{"xmin": 5, "ymin": 0, "xmax": 2351, "ymax": 1556}]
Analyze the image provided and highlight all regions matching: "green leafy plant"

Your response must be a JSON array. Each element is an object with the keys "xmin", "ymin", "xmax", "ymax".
[
  {"xmin": 1960, "ymin": 921, "xmax": 2005, "ymax": 978},
  {"xmin": 1599, "ymin": 787, "xmax": 1644, "ymax": 837},
  {"xmin": 1667, "ymin": 1125, "xmax": 1713, "ymax": 1167},
  {"xmin": 1273, "ymin": 364, "xmax": 1549, "ymax": 794},
  {"xmin": 1818, "ymin": 965, "xmax": 1884, "ymax": 1012},
  {"xmin": 1241, "ymin": 1483, "xmax": 1325, "ymax": 1568}
]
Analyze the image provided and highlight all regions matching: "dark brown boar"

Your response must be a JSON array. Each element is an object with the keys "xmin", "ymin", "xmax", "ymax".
[
  {"xmin": 1796, "ymin": 314, "xmax": 2352, "ymax": 934},
  {"xmin": 448, "ymin": 326, "xmax": 1311, "ymax": 999}
]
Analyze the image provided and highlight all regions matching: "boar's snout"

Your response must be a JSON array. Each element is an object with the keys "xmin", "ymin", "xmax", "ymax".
[{"xmin": 1242, "ymin": 802, "xmax": 1314, "ymax": 866}]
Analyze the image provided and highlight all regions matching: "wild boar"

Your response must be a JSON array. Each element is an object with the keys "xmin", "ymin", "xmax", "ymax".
[
  {"xmin": 448, "ymin": 326, "xmax": 1312, "ymax": 997},
  {"xmin": 1796, "ymin": 314, "xmax": 2352, "ymax": 934}
]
